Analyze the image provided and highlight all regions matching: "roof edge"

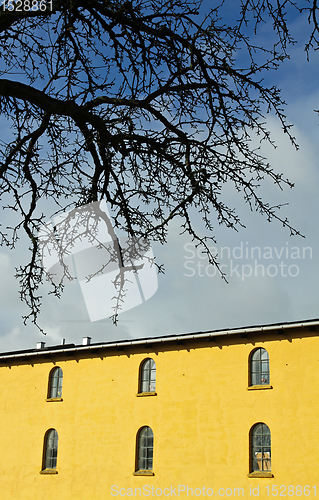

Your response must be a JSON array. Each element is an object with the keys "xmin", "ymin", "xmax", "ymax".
[{"xmin": 0, "ymin": 318, "xmax": 318, "ymax": 362}]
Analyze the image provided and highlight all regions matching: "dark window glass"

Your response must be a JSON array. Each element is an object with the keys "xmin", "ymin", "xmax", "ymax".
[
  {"xmin": 251, "ymin": 348, "xmax": 269, "ymax": 385},
  {"xmin": 251, "ymin": 423, "xmax": 271, "ymax": 472},
  {"xmin": 43, "ymin": 429, "xmax": 59, "ymax": 470},
  {"xmin": 49, "ymin": 367, "xmax": 63, "ymax": 398},
  {"xmin": 140, "ymin": 359, "xmax": 156, "ymax": 392},
  {"xmin": 137, "ymin": 426, "xmax": 154, "ymax": 471}
]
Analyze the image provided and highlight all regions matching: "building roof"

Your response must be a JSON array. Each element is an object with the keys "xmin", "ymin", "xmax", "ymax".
[{"xmin": 0, "ymin": 318, "xmax": 318, "ymax": 362}]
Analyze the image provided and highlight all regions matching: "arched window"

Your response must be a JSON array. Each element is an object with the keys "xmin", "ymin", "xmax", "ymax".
[
  {"xmin": 250, "ymin": 348, "xmax": 269, "ymax": 385},
  {"xmin": 43, "ymin": 429, "xmax": 59, "ymax": 470},
  {"xmin": 251, "ymin": 423, "xmax": 271, "ymax": 472},
  {"xmin": 139, "ymin": 359, "xmax": 156, "ymax": 393},
  {"xmin": 48, "ymin": 367, "xmax": 63, "ymax": 398},
  {"xmin": 136, "ymin": 426, "xmax": 154, "ymax": 471}
]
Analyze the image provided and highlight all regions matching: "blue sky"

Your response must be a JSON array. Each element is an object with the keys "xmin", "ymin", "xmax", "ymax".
[{"xmin": 0, "ymin": 2, "xmax": 318, "ymax": 351}]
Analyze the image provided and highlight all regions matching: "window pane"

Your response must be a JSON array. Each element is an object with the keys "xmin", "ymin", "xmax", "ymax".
[
  {"xmin": 251, "ymin": 360, "xmax": 259, "ymax": 371},
  {"xmin": 263, "ymin": 435, "xmax": 271, "ymax": 446},
  {"xmin": 252, "ymin": 350, "xmax": 261, "ymax": 361},
  {"xmin": 251, "ymin": 373, "xmax": 260, "ymax": 384},
  {"xmin": 140, "ymin": 437, "xmax": 147, "ymax": 447},
  {"xmin": 138, "ymin": 457, "xmax": 146, "ymax": 469},
  {"xmin": 253, "ymin": 423, "xmax": 262, "ymax": 434},
  {"xmin": 140, "ymin": 448, "xmax": 147, "ymax": 458}
]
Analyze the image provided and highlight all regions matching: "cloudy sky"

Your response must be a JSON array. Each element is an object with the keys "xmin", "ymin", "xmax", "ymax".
[{"xmin": 0, "ymin": 5, "xmax": 318, "ymax": 352}]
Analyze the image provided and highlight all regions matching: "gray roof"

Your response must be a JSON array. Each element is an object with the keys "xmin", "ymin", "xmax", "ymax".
[{"xmin": 0, "ymin": 318, "xmax": 318, "ymax": 362}]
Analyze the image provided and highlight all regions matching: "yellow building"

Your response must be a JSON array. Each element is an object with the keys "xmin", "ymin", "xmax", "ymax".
[{"xmin": 0, "ymin": 318, "xmax": 319, "ymax": 499}]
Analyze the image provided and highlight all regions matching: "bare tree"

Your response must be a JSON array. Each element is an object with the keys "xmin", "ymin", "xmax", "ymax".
[{"xmin": 0, "ymin": 0, "xmax": 317, "ymax": 328}]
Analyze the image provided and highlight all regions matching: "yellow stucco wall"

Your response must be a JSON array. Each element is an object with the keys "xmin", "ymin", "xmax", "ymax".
[{"xmin": 0, "ymin": 327, "xmax": 318, "ymax": 499}]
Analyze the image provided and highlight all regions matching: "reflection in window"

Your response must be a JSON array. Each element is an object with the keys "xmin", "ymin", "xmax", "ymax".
[
  {"xmin": 251, "ymin": 348, "xmax": 269, "ymax": 385},
  {"xmin": 137, "ymin": 426, "xmax": 154, "ymax": 471},
  {"xmin": 140, "ymin": 359, "xmax": 156, "ymax": 393},
  {"xmin": 43, "ymin": 429, "xmax": 59, "ymax": 470},
  {"xmin": 251, "ymin": 423, "xmax": 271, "ymax": 472}
]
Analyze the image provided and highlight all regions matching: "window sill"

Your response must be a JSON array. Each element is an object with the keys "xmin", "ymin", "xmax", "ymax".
[
  {"xmin": 247, "ymin": 385, "xmax": 273, "ymax": 391},
  {"xmin": 136, "ymin": 392, "xmax": 157, "ymax": 397},
  {"xmin": 40, "ymin": 469, "xmax": 58, "ymax": 475},
  {"xmin": 248, "ymin": 471, "xmax": 274, "ymax": 478},
  {"xmin": 133, "ymin": 470, "xmax": 155, "ymax": 476},
  {"xmin": 46, "ymin": 397, "xmax": 63, "ymax": 402}
]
